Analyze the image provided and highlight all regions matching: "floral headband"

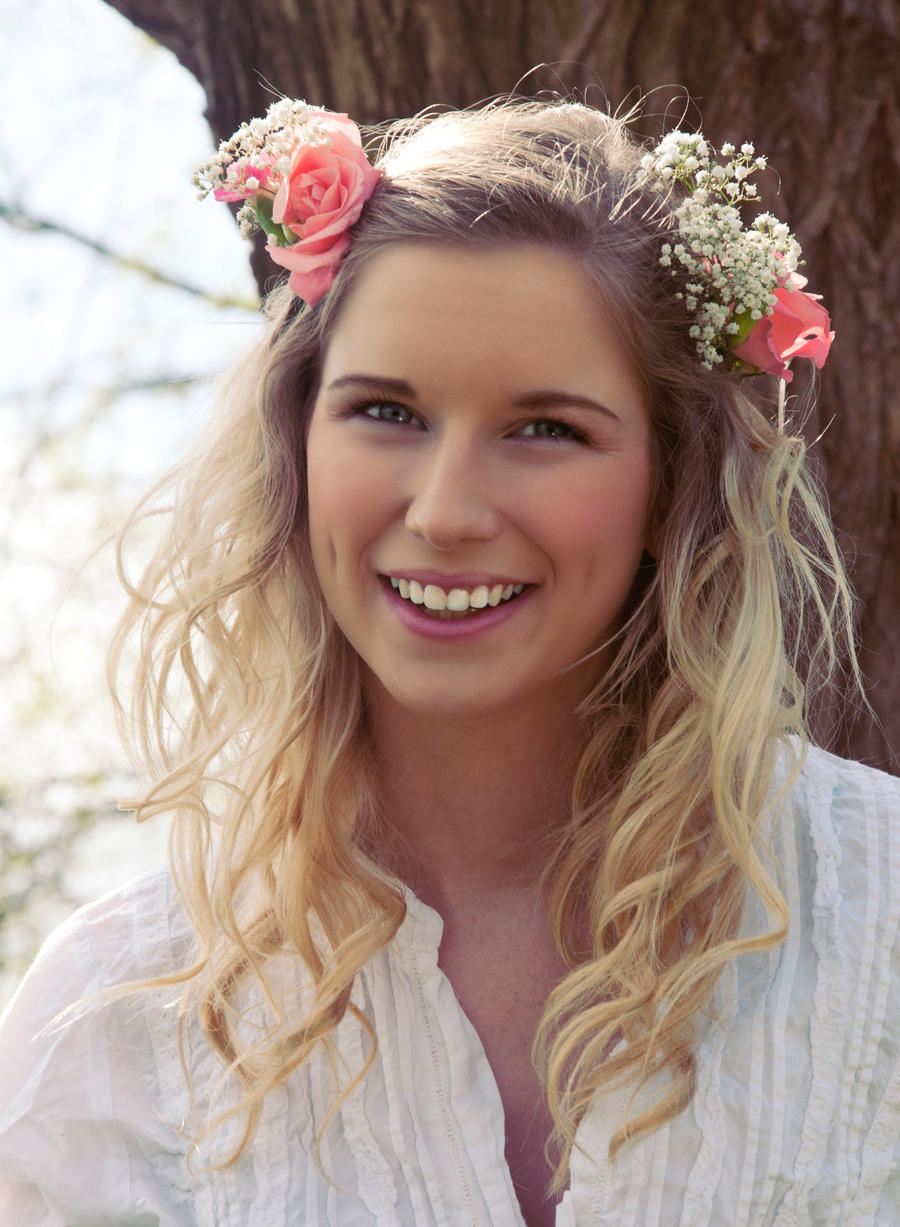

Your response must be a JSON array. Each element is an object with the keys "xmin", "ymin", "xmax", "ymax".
[
  {"xmin": 195, "ymin": 101, "xmax": 833, "ymax": 382},
  {"xmin": 638, "ymin": 132, "xmax": 833, "ymax": 382},
  {"xmin": 194, "ymin": 99, "xmax": 382, "ymax": 307}
]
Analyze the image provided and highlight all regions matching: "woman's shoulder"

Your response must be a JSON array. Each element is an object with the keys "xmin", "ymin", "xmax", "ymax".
[
  {"xmin": 794, "ymin": 741, "xmax": 900, "ymax": 813},
  {"xmin": 0, "ymin": 862, "xmax": 191, "ymax": 1097},
  {"xmin": 605, "ymin": 748, "xmax": 900, "ymax": 1224},
  {"xmin": 0, "ymin": 865, "xmax": 198, "ymax": 1224},
  {"xmin": 3, "ymin": 864, "xmax": 188, "ymax": 1024},
  {"xmin": 786, "ymin": 742, "xmax": 900, "ymax": 897},
  {"xmin": 767, "ymin": 742, "xmax": 900, "ymax": 960}
]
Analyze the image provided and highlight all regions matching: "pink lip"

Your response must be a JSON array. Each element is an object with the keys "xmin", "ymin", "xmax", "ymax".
[{"xmin": 379, "ymin": 576, "xmax": 535, "ymax": 641}]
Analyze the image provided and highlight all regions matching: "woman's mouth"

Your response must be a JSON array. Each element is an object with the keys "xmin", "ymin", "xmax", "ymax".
[{"xmin": 385, "ymin": 576, "xmax": 528, "ymax": 619}]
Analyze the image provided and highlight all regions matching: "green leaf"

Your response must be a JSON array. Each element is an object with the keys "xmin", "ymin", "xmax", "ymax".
[{"xmin": 728, "ymin": 308, "xmax": 759, "ymax": 348}]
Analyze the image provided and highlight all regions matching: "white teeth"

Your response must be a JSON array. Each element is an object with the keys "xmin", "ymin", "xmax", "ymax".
[
  {"xmin": 423, "ymin": 584, "xmax": 447, "ymax": 611},
  {"xmin": 388, "ymin": 576, "xmax": 527, "ymax": 612}
]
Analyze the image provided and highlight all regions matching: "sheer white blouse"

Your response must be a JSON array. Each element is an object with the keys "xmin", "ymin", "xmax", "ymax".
[{"xmin": 1, "ymin": 745, "xmax": 899, "ymax": 1226}]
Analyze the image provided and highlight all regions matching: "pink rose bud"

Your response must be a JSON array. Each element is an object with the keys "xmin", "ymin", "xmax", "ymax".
[{"xmin": 734, "ymin": 271, "xmax": 834, "ymax": 382}]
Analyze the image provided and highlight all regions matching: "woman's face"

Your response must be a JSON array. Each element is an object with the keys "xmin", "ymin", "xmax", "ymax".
[{"xmin": 306, "ymin": 243, "xmax": 654, "ymax": 723}]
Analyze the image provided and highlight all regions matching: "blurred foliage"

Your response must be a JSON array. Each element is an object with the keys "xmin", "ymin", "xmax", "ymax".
[{"xmin": 0, "ymin": 0, "xmax": 257, "ymax": 1008}]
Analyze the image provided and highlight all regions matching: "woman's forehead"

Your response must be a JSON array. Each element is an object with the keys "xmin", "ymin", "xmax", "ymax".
[{"xmin": 319, "ymin": 243, "xmax": 648, "ymax": 425}]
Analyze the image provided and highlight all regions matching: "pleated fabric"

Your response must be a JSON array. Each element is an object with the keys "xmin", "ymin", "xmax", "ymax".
[{"xmin": 1, "ymin": 745, "xmax": 899, "ymax": 1225}]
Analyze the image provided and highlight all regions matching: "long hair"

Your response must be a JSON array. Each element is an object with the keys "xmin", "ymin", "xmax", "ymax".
[{"xmin": 109, "ymin": 99, "xmax": 857, "ymax": 1182}]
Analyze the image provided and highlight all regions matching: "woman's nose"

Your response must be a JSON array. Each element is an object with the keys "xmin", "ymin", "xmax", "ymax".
[{"xmin": 404, "ymin": 439, "xmax": 501, "ymax": 550}]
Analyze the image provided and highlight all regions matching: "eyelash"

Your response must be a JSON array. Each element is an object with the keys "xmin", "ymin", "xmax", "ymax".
[
  {"xmin": 354, "ymin": 400, "xmax": 420, "ymax": 427},
  {"xmin": 516, "ymin": 419, "xmax": 591, "ymax": 444},
  {"xmin": 347, "ymin": 399, "xmax": 591, "ymax": 445}
]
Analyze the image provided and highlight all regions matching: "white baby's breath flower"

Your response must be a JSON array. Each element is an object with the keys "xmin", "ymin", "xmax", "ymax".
[{"xmin": 642, "ymin": 127, "xmax": 805, "ymax": 366}]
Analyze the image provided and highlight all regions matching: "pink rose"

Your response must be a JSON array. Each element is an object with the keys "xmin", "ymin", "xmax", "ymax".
[
  {"xmin": 265, "ymin": 111, "xmax": 381, "ymax": 306},
  {"xmin": 733, "ymin": 271, "xmax": 834, "ymax": 382}
]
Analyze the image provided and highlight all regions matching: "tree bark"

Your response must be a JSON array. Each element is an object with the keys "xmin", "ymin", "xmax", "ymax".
[{"xmin": 104, "ymin": 0, "xmax": 899, "ymax": 769}]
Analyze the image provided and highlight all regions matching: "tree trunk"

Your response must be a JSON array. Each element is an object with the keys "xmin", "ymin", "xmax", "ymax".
[{"xmin": 104, "ymin": 0, "xmax": 899, "ymax": 770}]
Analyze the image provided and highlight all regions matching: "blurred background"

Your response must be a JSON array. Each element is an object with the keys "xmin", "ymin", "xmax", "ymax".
[
  {"xmin": 3, "ymin": 0, "xmax": 897, "ymax": 1007},
  {"xmin": 1, "ymin": 0, "xmax": 259, "ymax": 1004}
]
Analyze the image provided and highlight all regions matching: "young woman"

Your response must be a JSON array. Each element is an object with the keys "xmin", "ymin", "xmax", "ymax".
[{"xmin": 1, "ymin": 98, "xmax": 898, "ymax": 1227}]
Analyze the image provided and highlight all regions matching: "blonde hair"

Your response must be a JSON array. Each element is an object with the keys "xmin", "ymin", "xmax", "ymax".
[{"xmin": 109, "ymin": 99, "xmax": 857, "ymax": 1183}]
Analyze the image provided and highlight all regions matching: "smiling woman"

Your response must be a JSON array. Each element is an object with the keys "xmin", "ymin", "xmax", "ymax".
[
  {"xmin": 307, "ymin": 244, "xmax": 653, "ymax": 723},
  {"xmin": 1, "ymin": 98, "xmax": 898, "ymax": 1227}
]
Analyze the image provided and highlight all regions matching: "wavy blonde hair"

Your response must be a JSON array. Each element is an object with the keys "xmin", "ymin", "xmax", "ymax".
[{"xmin": 109, "ymin": 99, "xmax": 858, "ymax": 1184}]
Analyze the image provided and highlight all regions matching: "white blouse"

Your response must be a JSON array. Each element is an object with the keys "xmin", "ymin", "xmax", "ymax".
[{"xmin": 1, "ymin": 745, "xmax": 899, "ymax": 1226}]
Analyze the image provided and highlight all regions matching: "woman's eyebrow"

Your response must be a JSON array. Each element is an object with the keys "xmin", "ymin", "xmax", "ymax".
[
  {"xmin": 514, "ymin": 391, "xmax": 621, "ymax": 423},
  {"xmin": 325, "ymin": 376, "xmax": 622, "ymax": 423},
  {"xmin": 326, "ymin": 374, "xmax": 416, "ymax": 396}
]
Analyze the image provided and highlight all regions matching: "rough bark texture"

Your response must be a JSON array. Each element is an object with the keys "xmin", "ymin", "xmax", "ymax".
[{"xmin": 106, "ymin": 0, "xmax": 899, "ymax": 768}]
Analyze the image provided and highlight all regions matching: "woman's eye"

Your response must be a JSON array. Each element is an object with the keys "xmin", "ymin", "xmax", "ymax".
[
  {"xmin": 518, "ymin": 418, "xmax": 588, "ymax": 443},
  {"xmin": 353, "ymin": 402, "xmax": 419, "ymax": 426},
  {"xmin": 360, "ymin": 402, "xmax": 417, "ymax": 426}
]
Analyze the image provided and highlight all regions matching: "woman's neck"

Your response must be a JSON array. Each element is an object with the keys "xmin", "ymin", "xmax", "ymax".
[{"xmin": 364, "ymin": 676, "xmax": 583, "ymax": 909}]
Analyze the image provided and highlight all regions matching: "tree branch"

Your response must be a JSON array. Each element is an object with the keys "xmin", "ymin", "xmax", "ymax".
[{"xmin": 2, "ymin": 202, "xmax": 258, "ymax": 311}]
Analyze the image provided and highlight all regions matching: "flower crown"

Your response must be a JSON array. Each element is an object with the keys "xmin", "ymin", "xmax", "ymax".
[
  {"xmin": 639, "ymin": 132, "xmax": 833, "ymax": 381},
  {"xmin": 194, "ymin": 99, "xmax": 382, "ymax": 307},
  {"xmin": 195, "ymin": 102, "xmax": 833, "ymax": 382}
]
